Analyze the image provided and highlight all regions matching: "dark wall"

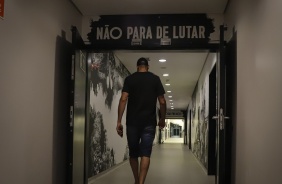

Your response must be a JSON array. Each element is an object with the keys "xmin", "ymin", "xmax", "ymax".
[
  {"xmin": 226, "ymin": 32, "xmax": 237, "ymax": 184},
  {"xmin": 208, "ymin": 65, "xmax": 217, "ymax": 175},
  {"xmin": 53, "ymin": 35, "xmax": 73, "ymax": 184}
]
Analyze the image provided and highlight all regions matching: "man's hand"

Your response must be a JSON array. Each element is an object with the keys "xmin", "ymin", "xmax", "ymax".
[
  {"xmin": 158, "ymin": 119, "xmax": 165, "ymax": 129},
  {"xmin": 116, "ymin": 92, "xmax": 128, "ymax": 138},
  {"xmin": 116, "ymin": 122, "xmax": 123, "ymax": 137},
  {"xmin": 157, "ymin": 95, "xmax": 166, "ymax": 129}
]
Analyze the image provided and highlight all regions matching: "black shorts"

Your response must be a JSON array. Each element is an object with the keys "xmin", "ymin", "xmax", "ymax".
[{"xmin": 126, "ymin": 125, "xmax": 156, "ymax": 158}]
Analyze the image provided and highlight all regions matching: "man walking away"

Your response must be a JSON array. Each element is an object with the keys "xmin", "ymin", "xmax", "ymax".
[{"xmin": 116, "ymin": 57, "xmax": 167, "ymax": 184}]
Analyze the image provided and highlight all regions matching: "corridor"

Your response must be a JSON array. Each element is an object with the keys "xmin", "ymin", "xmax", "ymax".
[{"xmin": 89, "ymin": 142, "xmax": 215, "ymax": 184}]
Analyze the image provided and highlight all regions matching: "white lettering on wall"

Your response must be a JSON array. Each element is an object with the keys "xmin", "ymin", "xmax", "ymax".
[
  {"xmin": 127, "ymin": 26, "xmax": 153, "ymax": 39},
  {"xmin": 96, "ymin": 25, "xmax": 206, "ymax": 40},
  {"xmin": 156, "ymin": 26, "xmax": 169, "ymax": 39},
  {"xmin": 127, "ymin": 27, "xmax": 133, "ymax": 39},
  {"xmin": 110, "ymin": 27, "xmax": 122, "ymax": 40},
  {"xmin": 173, "ymin": 26, "xmax": 206, "ymax": 39},
  {"xmin": 156, "ymin": 26, "xmax": 162, "ymax": 39},
  {"xmin": 96, "ymin": 26, "xmax": 122, "ymax": 40},
  {"xmin": 146, "ymin": 27, "xmax": 152, "ymax": 39},
  {"xmin": 191, "ymin": 26, "xmax": 198, "ymax": 38},
  {"xmin": 199, "ymin": 26, "xmax": 205, "ymax": 38}
]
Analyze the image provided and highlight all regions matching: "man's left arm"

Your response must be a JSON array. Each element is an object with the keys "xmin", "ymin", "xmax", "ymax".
[{"xmin": 158, "ymin": 95, "xmax": 167, "ymax": 129}]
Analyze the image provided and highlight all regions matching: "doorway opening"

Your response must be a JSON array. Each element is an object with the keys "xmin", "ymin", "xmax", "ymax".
[
  {"xmin": 84, "ymin": 49, "xmax": 217, "ymax": 180},
  {"xmin": 164, "ymin": 118, "xmax": 185, "ymax": 144},
  {"xmin": 69, "ymin": 23, "xmax": 236, "ymax": 184}
]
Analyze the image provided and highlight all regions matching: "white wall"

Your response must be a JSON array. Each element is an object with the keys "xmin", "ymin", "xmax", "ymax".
[
  {"xmin": 0, "ymin": 0, "xmax": 82, "ymax": 184},
  {"xmin": 225, "ymin": 0, "xmax": 282, "ymax": 183}
]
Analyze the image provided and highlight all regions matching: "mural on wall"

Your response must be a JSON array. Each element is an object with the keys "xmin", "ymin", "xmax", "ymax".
[
  {"xmin": 192, "ymin": 79, "xmax": 209, "ymax": 169},
  {"xmin": 89, "ymin": 52, "xmax": 129, "ymax": 108},
  {"xmin": 87, "ymin": 52, "xmax": 130, "ymax": 178},
  {"xmin": 88, "ymin": 107, "xmax": 115, "ymax": 176}
]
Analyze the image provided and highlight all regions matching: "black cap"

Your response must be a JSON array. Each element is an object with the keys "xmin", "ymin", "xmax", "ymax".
[{"xmin": 137, "ymin": 57, "xmax": 149, "ymax": 66}]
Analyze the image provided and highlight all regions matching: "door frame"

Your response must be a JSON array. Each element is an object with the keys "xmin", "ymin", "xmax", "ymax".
[
  {"xmin": 225, "ymin": 31, "xmax": 237, "ymax": 183},
  {"xmin": 70, "ymin": 24, "xmax": 233, "ymax": 183},
  {"xmin": 214, "ymin": 25, "xmax": 235, "ymax": 184}
]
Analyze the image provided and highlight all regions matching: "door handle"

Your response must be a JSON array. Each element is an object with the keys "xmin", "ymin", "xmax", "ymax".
[
  {"xmin": 213, "ymin": 108, "xmax": 230, "ymax": 130},
  {"xmin": 213, "ymin": 115, "xmax": 229, "ymax": 120},
  {"xmin": 212, "ymin": 116, "xmax": 219, "ymax": 120}
]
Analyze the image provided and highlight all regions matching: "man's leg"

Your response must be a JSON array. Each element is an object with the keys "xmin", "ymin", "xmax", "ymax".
[
  {"xmin": 138, "ymin": 125, "xmax": 156, "ymax": 184},
  {"xmin": 139, "ymin": 156, "xmax": 150, "ymax": 184},
  {"xmin": 127, "ymin": 126, "xmax": 141, "ymax": 184},
  {"xmin": 130, "ymin": 157, "xmax": 139, "ymax": 184}
]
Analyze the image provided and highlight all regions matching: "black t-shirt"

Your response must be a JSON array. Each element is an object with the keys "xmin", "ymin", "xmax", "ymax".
[{"xmin": 122, "ymin": 72, "xmax": 165, "ymax": 126}]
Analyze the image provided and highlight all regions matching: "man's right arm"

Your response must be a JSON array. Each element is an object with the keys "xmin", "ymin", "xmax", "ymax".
[
  {"xmin": 117, "ymin": 92, "xmax": 128, "ymax": 122},
  {"xmin": 158, "ymin": 95, "xmax": 166, "ymax": 128},
  {"xmin": 116, "ymin": 92, "xmax": 128, "ymax": 137}
]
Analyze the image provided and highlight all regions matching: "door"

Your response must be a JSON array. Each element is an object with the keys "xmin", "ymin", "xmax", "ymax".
[
  {"xmin": 69, "ymin": 50, "xmax": 87, "ymax": 184},
  {"xmin": 214, "ymin": 25, "xmax": 230, "ymax": 184},
  {"xmin": 69, "ymin": 27, "xmax": 88, "ymax": 184},
  {"xmin": 189, "ymin": 110, "xmax": 192, "ymax": 149},
  {"xmin": 184, "ymin": 110, "xmax": 188, "ymax": 145}
]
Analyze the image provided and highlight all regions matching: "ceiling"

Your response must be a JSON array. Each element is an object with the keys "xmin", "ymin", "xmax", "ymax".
[
  {"xmin": 71, "ymin": 0, "xmax": 228, "ymax": 15},
  {"xmin": 71, "ymin": 0, "xmax": 228, "ymax": 111},
  {"xmin": 114, "ymin": 50, "xmax": 209, "ymax": 110}
]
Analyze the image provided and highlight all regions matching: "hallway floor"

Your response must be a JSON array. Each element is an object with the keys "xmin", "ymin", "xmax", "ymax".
[
  {"xmin": 88, "ymin": 142, "xmax": 215, "ymax": 184},
  {"xmin": 163, "ymin": 137, "xmax": 184, "ymax": 143}
]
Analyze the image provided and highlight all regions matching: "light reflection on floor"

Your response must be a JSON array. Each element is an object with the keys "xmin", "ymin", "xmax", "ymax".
[{"xmin": 163, "ymin": 137, "xmax": 184, "ymax": 143}]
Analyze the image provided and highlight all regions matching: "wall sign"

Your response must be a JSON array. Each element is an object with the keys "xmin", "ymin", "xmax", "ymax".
[
  {"xmin": 0, "ymin": 0, "xmax": 4, "ymax": 19},
  {"xmin": 87, "ymin": 14, "xmax": 216, "ymax": 49}
]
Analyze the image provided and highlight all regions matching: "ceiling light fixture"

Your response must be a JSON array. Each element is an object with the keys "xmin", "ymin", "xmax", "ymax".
[
  {"xmin": 167, "ymin": 91, "xmax": 171, "ymax": 93},
  {"xmin": 159, "ymin": 59, "xmax": 166, "ymax": 62},
  {"xmin": 165, "ymin": 83, "xmax": 170, "ymax": 86},
  {"xmin": 163, "ymin": 74, "xmax": 169, "ymax": 77},
  {"xmin": 168, "ymin": 96, "xmax": 172, "ymax": 98}
]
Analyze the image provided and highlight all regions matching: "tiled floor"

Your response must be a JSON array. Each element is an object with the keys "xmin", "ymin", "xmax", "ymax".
[{"xmin": 89, "ymin": 142, "xmax": 215, "ymax": 184}]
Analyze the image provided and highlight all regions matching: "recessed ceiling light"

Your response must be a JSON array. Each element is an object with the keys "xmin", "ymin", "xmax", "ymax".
[
  {"xmin": 167, "ymin": 91, "xmax": 171, "ymax": 93},
  {"xmin": 159, "ymin": 59, "xmax": 166, "ymax": 62},
  {"xmin": 165, "ymin": 83, "xmax": 170, "ymax": 86},
  {"xmin": 169, "ymin": 100, "xmax": 173, "ymax": 101},
  {"xmin": 171, "ymin": 108, "xmax": 174, "ymax": 109},
  {"xmin": 163, "ymin": 74, "xmax": 169, "ymax": 77},
  {"xmin": 168, "ymin": 96, "xmax": 172, "ymax": 98}
]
